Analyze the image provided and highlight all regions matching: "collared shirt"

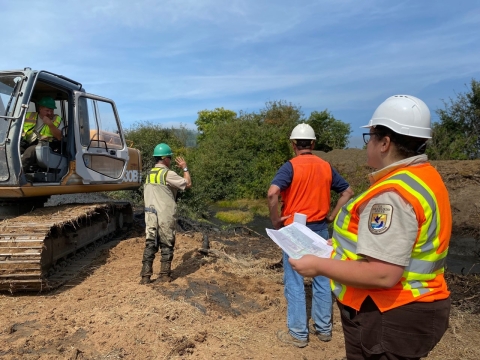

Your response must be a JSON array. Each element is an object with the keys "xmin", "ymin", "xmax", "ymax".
[
  {"xmin": 272, "ymin": 160, "xmax": 350, "ymax": 193},
  {"xmin": 356, "ymin": 155, "xmax": 428, "ymax": 266},
  {"xmin": 151, "ymin": 163, "xmax": 187, "ymax": 196},
  {"xmin": 368, "ymin": 154, "xmax": 428, "ymax": 185}
]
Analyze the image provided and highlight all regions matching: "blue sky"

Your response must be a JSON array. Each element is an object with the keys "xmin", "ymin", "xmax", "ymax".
[{"xmin": 2, "ymin": 0, "xmax": 479, "ymax": 148}]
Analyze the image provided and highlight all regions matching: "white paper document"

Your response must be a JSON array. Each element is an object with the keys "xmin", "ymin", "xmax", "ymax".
[{"xmin": 266, "ymin": 222, "xmax": 333, "ymax": 259}]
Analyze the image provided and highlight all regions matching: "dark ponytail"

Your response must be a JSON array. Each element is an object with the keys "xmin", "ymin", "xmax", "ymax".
[{"xmin": 373, "ymin": 125, "xmax": 428, "ymax": 158}]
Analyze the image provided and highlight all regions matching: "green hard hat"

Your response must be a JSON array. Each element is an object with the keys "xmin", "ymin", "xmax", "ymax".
[
  {"xmin": 153, "ymin": 143, "xmax": 173, "ymax": 157},
  {"xmin": 37, "ymin": 96, "xmax": 57, "ymax": 109}
]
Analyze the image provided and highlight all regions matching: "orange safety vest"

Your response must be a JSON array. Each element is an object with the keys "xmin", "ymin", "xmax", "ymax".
[
  {"xmin": 22, "ymin": 112, "xmax": 62, "ymax": 142},
  {"xmin": 281, "ymin": 154, "xmax": 332, "ymax": 226},
  {"xmin": 331, "ymin": 163, "xmax": 452, "ymax": 312}
]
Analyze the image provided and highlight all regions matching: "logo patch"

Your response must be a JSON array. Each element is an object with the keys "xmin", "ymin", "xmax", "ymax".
[{"xmin": 368, "ymin": 204, "xmax": 393, "ymax": 234}]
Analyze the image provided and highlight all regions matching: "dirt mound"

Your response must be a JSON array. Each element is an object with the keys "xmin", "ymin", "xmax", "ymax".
[
  {"xmin": 431, "ymin": 160, "xmax": 480, "ymax": 239},
  {"xmin": 316, "ymin": 150, "xmax": 480, "ymax": 241},
  {"xmin": 315, "ymin": 148, "xmax": 368, "ymax": 165},
  {"xmin": 0, "ymin": 220, "xmax": 479, "ymax": 359}
]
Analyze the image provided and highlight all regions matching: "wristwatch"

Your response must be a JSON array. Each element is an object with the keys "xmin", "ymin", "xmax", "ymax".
[{"xmin": 183, "ymin": 167, "xmax": 189, "ymax": 172}]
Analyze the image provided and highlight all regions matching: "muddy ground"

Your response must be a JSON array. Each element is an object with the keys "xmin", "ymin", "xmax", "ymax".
[{"xmin": 1, "ymin": 150, "xmax": 479, "ymax": 359}]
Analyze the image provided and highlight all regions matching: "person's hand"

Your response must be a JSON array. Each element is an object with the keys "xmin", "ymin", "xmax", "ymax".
[
  {"xmin": 272, "ymin": 215, "xmax": 290, "ymax": 230},
  {"xmin": 40, "ymin": 115, "xmax": 53, "ymax": 126},
  {"xmin": 326, "ymin": 214, "xmax": 334, "ymax": 223},
  {"xmin": 326, "ymin": 238, "xmax": 332, "ymax": 246},
  {"xmin": 289, "ymin": 255, "xmax": 323, "ymax": 277},
  {"xmin": 175, "ymin": 156, "xmax": 187, "ymax": 169},
  {"xmin": 272, "ymin": 219, "xmax": 283, "ymax": 230}
]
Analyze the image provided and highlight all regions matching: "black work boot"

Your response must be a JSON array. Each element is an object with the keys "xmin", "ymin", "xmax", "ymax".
[
  {"xmin": 154, "ymin": 261, "xmax": 172, "ymax": 283},
  {"xmin": 139, "ymin": 262, "xmax": 153, "ymax": 285}
]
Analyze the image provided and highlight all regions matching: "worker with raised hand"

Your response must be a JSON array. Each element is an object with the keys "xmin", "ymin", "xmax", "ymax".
[
  {"xmin": 268, "ymin": 123, "xmax": 354, "ymax": 348},
  {"xmin": 290, "ymin": 95, "xmax": 452, "ymax": 359},
  {"xmin": 140, "ymin": 143, "xmax": 192, "ymax": 285},
  {"xmin": 21, "ymin": 96, "xmax": 63, "ymax": 172}
]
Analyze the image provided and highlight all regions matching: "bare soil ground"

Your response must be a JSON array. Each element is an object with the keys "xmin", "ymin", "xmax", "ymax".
[{"xmin": 1, "ymin": 150, "xmax": 479, "ymax": 360}]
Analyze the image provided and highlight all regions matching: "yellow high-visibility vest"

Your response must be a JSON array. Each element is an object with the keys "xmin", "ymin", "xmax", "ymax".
[
  {"xmin": 146, "ymin": 167, "xmax": 169, "ymax": 185},
  {"xmin": 22, "ymin": 112, "xmax": 62, "ymax": 142}
]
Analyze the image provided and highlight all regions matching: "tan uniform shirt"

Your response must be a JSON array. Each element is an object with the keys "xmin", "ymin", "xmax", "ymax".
[
  {"xmin": 356, "ymin": 155, "xmax": 428, "ymax": 266},
  {"xmin": 144, "ymin": 164, "xmax": 187, "ymax": 243},
  {"xmin": 163, "ymin": 166, "xmax": 188, "ymax": 197}
]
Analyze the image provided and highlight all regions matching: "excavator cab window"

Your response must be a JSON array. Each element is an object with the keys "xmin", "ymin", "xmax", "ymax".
[
  {"xmin": 26, "ymin": 97, "xmax": 68, "ymax": 155},
  {"xmin": 0, "ymin": 74, "xmax": 23, "ymax": 182},
  {"xmin": 0, "ymin": 76, "xmax": 18, "ymax": 140},
  {"xmin": 0, "ymin": 84, "xmax": 8, "ymax": 116},
  {"xmin": 0, "ymin": 74, "xmax": 22, "ymax": 119},
  {"xmin": 76, "ymin": 96, "xmax": 125, "ymax": 179},
  {"xmin": 23, "ymin": 84, "xmax": 70, "ymax": 182},
  {"xmin": 79, "ymin": 98, "xmax": 123, "ymax": 150}
]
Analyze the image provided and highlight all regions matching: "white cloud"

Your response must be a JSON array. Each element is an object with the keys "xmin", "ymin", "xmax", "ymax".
[{"xmin": 1, "ymin": 0, "xmax": 479, "ymax": 138}]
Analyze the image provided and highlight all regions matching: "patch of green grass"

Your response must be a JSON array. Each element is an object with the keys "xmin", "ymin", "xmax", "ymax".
[
  {"xmin": 214, "ymin": 199, "xmax": 269, "ymax": 217},
  {"xmin": 248, "ymin": 203, "xmax": 269, "ymax": 217},
  {"xmin": 215, "ymin": 210, "xmax": 254, "ymax": 224}
]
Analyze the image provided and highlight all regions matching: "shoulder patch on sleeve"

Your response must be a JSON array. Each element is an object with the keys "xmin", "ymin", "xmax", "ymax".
[{"xmin": 368, "ymin": 204, "xmax": 393, "ymax": 235}]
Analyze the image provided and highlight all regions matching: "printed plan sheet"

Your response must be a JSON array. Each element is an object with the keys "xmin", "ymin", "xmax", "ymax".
[{"xmin": 266, "ymin": 222, "xmax": 333, "ymax": 259}]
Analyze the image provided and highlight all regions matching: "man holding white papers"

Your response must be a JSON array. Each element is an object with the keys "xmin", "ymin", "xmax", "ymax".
[{"xmin": 268, "ymin": 123, "xmax": 354, "ymax": 348}]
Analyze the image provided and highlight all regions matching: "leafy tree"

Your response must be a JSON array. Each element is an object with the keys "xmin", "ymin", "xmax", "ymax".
[
  {"xmin": 259, "ymin": 100, "xmax": 304, "ymax": 128},
  {"xmin": 172, "ymin": 126, "xmax": 198, "ymax": 147},
  {"xmin": 190, "ymin": 101, "xmax": 302, "ymax": 202},
  {"xmin": 307, "ymin": 110, "xmax": 351, "ymax": 151},
  {"xmin": 107, "ymin": 122, "xmax": 184, "ymax": 206},
  {"xmin": 122, "ymin": 122, "xmax": 204, "ymax": 216},
  {"xmin": 428, "ymin": 79, "xmax": 480, "ymax": 159},
  {"xmin": 123, "ymin": 121, "xmax": 185, "ymax": 179},
  {"xmin": 195, "ymin": 107, "xmax": 237, "ymax": 142}
]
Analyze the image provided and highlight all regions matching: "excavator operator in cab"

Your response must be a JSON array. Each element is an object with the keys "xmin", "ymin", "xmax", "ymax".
[{"xmin": 21, "ymin": 96, "xmax": 63, "ymax": 173}]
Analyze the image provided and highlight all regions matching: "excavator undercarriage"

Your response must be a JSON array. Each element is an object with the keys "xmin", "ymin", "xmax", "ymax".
[{"xmin": 0, "ymin": 202, "xmax": 133, "ymax": 293}]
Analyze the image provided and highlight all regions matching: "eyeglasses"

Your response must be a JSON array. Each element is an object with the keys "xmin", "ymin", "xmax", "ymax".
[{"xmin": 362, "ymin": 133, "xmax": 375, "ymax": 145}]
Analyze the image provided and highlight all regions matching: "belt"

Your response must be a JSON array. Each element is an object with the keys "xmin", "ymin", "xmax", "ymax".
[
  {"xmin": 306, "ymin": 219, "xmax": 326, "ymax": 225},
  {"xmin": 144, "ymin": 207, "xmax": 157, "ymax": 214}
]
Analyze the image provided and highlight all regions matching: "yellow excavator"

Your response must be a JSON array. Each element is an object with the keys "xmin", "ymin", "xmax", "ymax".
[{"xmin": 0, "ymin": 68, "xmax": 142, "ymax": 292}]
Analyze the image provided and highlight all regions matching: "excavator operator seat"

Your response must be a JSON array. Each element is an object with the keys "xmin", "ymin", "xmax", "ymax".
[{"xmin": 33, "ymin": 143, "xmax": 68, "ymax": 182}]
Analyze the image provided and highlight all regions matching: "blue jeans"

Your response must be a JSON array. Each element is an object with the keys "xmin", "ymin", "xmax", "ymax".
[{"xmin": 283, "ymin": 227, "xmax": 332, "ymax": 341}]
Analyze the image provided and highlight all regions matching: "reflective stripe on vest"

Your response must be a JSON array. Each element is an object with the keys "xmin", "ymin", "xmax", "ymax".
[
  {"xmin": 331, "ymin": 163, "xmax": 451, "ymax": 312},
  {"xmin": 22, "ymin": 112, "xmax": 62, "ymax": 141},
  {"xmin": 146, "ymin": 167, "xmax": 168, "ymax": 185},
  {"xmin": 281, "ymin": 155, "xmax": 332, "ymax": 226}
]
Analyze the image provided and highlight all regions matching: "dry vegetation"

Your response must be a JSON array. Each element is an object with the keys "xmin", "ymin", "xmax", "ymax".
[{"xmin": 1, "ymin": 220, "xmax": 479, "ymax": 359}]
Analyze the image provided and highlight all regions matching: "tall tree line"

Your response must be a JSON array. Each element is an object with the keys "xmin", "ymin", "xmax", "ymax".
[{"xmin": 123, "ymin": 83, "xmax": 480, "ymax": 216}]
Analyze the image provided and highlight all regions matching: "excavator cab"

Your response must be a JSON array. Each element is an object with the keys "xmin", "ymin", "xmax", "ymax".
[
  {"xmin": 0, "ymin": 68, "xmax": 142, "ymax": 218},
  {"xmin": 0, "ymin": 68, "xmax": 142, "ymax": 292}
]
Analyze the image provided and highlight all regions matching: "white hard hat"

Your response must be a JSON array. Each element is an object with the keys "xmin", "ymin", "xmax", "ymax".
[
  {"xmin": 362, "ymin": 95, "xmax": 431, "ymax": 139},
  {"xmin": 290, "ymin": 123, "xmax": 316, "ymax": 140}
]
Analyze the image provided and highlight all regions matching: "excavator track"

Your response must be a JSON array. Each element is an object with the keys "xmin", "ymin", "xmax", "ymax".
[{"xmin": 0, "ymin": 202, "xmax": 133, "ymax": 293}]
